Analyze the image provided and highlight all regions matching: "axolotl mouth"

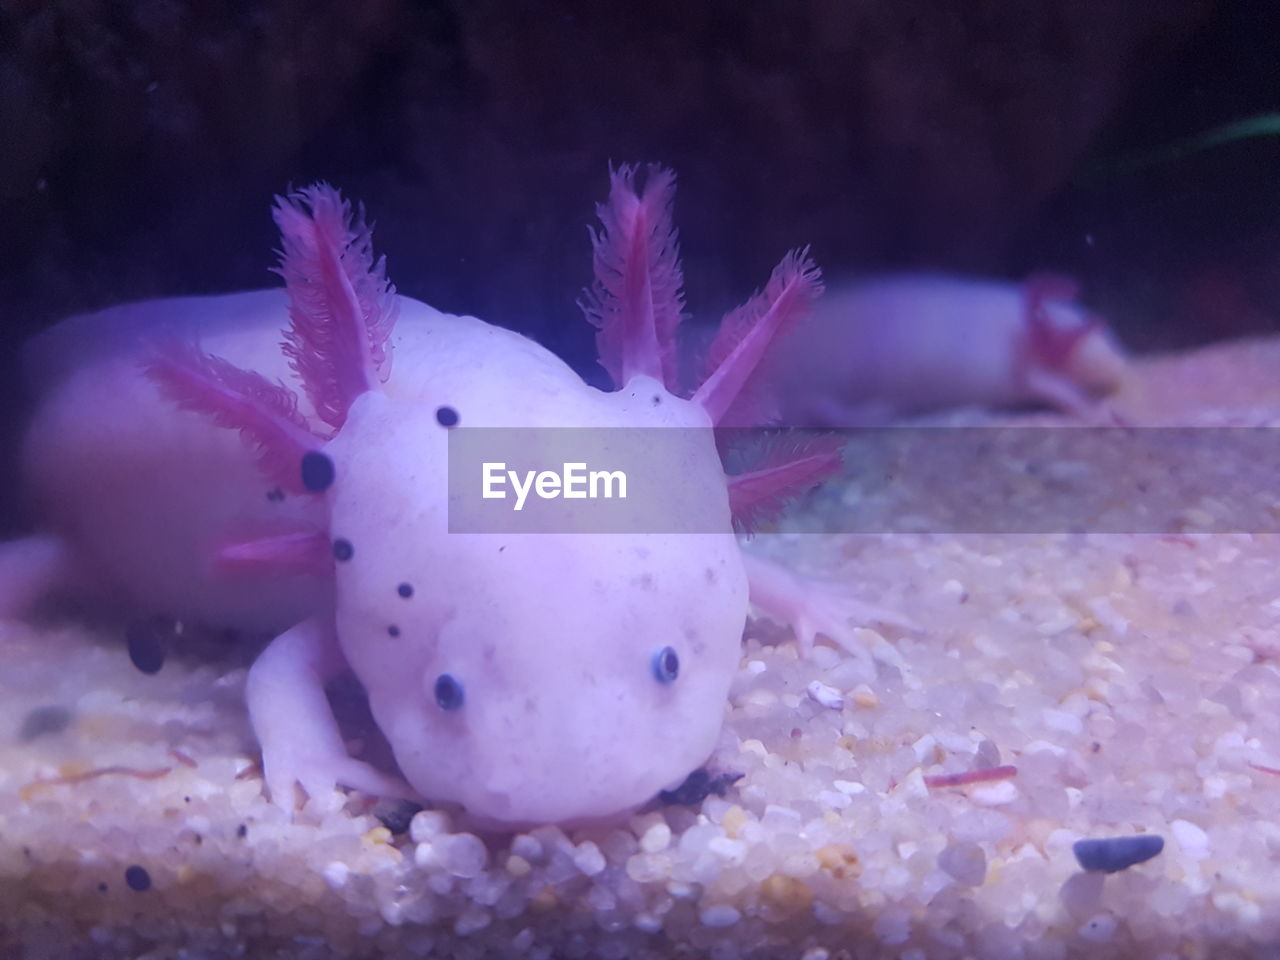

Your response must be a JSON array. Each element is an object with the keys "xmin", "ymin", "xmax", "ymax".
[{"xmin": 452, "ymin": 763, "xmax": 736, "ymax": 832}]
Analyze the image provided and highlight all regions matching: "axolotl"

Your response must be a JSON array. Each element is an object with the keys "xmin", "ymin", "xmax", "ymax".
[
  {"xmin": 2, "ymin": 168, "xmax": 884, "ymax": 827},
  {"xmin": 769, "ymin": 273, "xmax": 1129, "ymax": 425}
]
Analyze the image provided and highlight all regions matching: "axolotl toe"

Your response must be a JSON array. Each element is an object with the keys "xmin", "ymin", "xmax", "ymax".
[{"xmin": 4, "ymin": 169, "xmax": 892, "ymax": 827}]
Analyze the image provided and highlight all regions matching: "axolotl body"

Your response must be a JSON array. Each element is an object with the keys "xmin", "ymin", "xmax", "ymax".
[
  {"xmin": 770, "ymin": 273, "xmax": 1129, "ymax": 425},
  {"xmin": 5, "ymin": 170, "xmax": 874, "ymax": 827}
]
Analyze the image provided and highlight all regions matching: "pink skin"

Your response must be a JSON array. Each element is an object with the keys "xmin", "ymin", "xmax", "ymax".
[
  {"xmin": 1, "ymin": 170, "xmax": 900, "ymax": 826},
  {"xmin": 771, "ymin": 272, "xmax": 1129, "ymax": 426}
]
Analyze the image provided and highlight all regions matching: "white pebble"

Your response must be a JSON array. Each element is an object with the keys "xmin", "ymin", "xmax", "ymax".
[
  {"xmin": 640, "ymin": 822, "xmax": 672, "ymax": 853},
  {"xmin": 439, "ymin": 833, "xmax": 489, "ymax": 878},
  {"xmin": 815, "ymin": 790, "xmax": 852, "ymax": 810},
  {"xmin": 505, "ymin": 855, "xmax": 531, "ymax": 877},
  {"xmin": 873, "ymin": 906, "xmax": 911, "ymax": 944},
  {"xmin": 833, "ymin": 779, "xmax": 867, "ymax": 795},
  {"xmin": 572, "ymin": 841, "xmax": 606, "ymax": 876},
  {"xmin": 454, "ymin": 908, "xmax": 491, "ymax": 936},
  {"xmin": 911, "ymin": 733, "xmax": 937, "ymax": 762},
  {"xmin": 634, "ymin": 913, "xmax": 663, "ymax": 934},
  {"xmin": 322, "ymin": 861, "xmax": 349, "ymax": 890},
  {"xmin": 414, "ymin": 841, "xmax": 439, "ymax": 869},
  {"xmin": 1042, "ymin": 709, "xmax": 1083, "ymax": 735},
  {"xmin": 708, "ymin": 836, "xmax": 747, "ymax": 865},
  {"xmin": 807, "ymin": 680, "xmax": 844, "ymax": 709},
  {"xmin": 1170, "ymin": 819, "xmax": 1210, "ymax": 860},
  {"xmin": 1059, "ymin": 871, "xmax": 1104, "ymax": 921},
  {"xmin": 937, "ymin": 841, "xmax": 986, "ymax": 886},
  {"xmin": 408, "ymin": 810, "xmax": 451, "ymax": 844},
  {"xmin": 812, "ymin": 900, "xmax": 845, "ymax": 925},
  {"xmin": 971, "ymin": 780, "xmax": 1019, "ymax": 806},
  {"xmin": 510, "ymin": 834, "xmax": 542, "ymax": 861},
  {"xmin": 1202, "ymin": 775, "xmax": 1230, "ymax": 800},
  {"xmin": 1023, "ymin": 739, "xmax": 1068, "ymax": 756},
  {"xmin": 625, "ymin": 852, "xmax": 671, "ymax": 883},
  {"xmin": 699, "ymin": 905, "xmax": 741, "ymax": 927},
  {"xmin": 1078, "ymin": 913, "xmax": 1117, "ymax": 943}
]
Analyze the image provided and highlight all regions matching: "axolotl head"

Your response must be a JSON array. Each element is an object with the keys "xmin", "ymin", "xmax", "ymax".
[
  {"xmin": 316, "ymin": 162, "xmax": 825, "ymax": 826},
  {"xmin": 1021, "ymin": 274, "xmax": 1129, "ymax": 404},
  {"xmin": 158, "ymin": 173, "xmax": 829, "ymax": 826},
  {"xmin": 323, "ymin": 354, "xmax": 749, "ymax": 826}
]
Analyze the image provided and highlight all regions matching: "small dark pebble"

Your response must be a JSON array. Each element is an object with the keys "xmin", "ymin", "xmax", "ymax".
[
  {"xmin": 1073, "ymin": 834, "xmax": 1165, "ymax": 873},
  {"xmin": 125, "ymin": 620, "xmax": 168, "ymax": 674},
  {"xmin": 124, "ymin": 865, "xmax": 151, "ymax": 892},
  {"xmin": 19, "ymin": 705, "xmax": 72, "ymax": 741},
  {"xmin": 659, "ymin": 768, "xmax": 744, "ymax": 806},
  {"xmin": 375, "ymin": 799, "xmax": 424, "ymax": 835}
]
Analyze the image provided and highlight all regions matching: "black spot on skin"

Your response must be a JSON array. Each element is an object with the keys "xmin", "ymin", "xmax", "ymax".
[
  {"xmin": 435, "ymin": 406, "xmax": 459, "ymax": 428},
  {"xmin": 434, "ymin": 673, "xmax": 464, "ymax": 710},
  {"xmin": 126, "ymin": 620, "xmax": 168, "ymax": 674},
  {"xmin": 300, "ymin": 451, "xmax": 335, "ymax": 492},
  {"xmin": 659, "ymin": 768, "xmax": 744, "ymax": 806},
  {"xmin": 333, "ymin": 539, "xmax": 354, "ymax": 562},
  {"xmin": 265, "ymin": 487, "xmax": 285, "ymax": 502},
  {"xmin": 651, "ymin": 646, "xmax": 680, "ymax": 684},
  {"xmin": 19, "ymin": 705, "xmax": 71, "ymax": 741},
  {"xmin": 387, "ymin": 625, "xmax": 400, "ymax": 638},
  {"xmin": 124, "ymin": 865, "xmax": 151, "ymax": 892},
  {"xmin": 652, "ymin": 394, "xmax": 662, "ymax": 406},
  {"xmin": 498, "ymin": 545, "xmax": 506, "ymax": 553},
  {"xmin": 97, "ymin": 882, "xmax": 108, "ymax": 893},
  {"xmin": 236, "ymin": 823, "xmax": 248, "ymax": 839},
  {"xmin": 397, "ymin": 582, "xmax": 414, "ymax": 599},
  {"xmin": 704, "ymin": 568, "xmax": 716, "ymax": 584}
]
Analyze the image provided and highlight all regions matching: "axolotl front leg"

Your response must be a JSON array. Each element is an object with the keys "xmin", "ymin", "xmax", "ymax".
[
  {"xmin": 741, "ymin": 552, "xmax": 913, "ymax": 664},
  {"xmin": 246, "ymin": 613, "xmax": 414, "ymax": 804}
]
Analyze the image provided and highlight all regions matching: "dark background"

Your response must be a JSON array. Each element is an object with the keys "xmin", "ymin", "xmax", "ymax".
[{"xmin": 1, "ymin": 0, "xmax": 1278, "ymax": 524}]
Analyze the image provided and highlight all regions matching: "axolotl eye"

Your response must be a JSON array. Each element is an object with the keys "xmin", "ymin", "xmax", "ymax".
[
  {"xmin": 651, "ymin": 646, "xmax": 680, "ymax": 684},
  {"xmin": 434, "ymin": 673, "xmax": 465, "ymax": 711}
]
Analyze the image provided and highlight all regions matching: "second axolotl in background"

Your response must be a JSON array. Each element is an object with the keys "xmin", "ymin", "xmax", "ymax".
[
  {"xmin": 0, "ymin": 167, "xmax": 893, "ymax": 828},
  {"xmin": 768, "ymin": 272, "xmax": 1130, "ymax": 425}
]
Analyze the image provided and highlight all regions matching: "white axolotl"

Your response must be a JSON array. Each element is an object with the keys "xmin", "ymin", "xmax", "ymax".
[
  {"xmin": 1, "ymin": 168, "xmax": 890, "ymax": 827},
  {"xmin": 770, "ymin": 273, "xmax": 1129, "ymax": 425}
]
